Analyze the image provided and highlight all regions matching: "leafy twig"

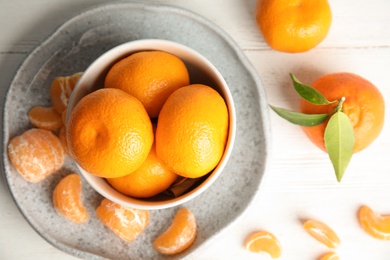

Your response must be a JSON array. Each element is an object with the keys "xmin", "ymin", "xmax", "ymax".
[{"xmin": 270, "ymin": 74, "xmax": 354, "ymax": 181}]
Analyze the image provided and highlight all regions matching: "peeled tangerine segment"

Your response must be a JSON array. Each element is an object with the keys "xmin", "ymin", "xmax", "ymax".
[
  {"xmin": 319, "ymin": 252, "xmax": 340, "ymax": 260},
  {"xmin": 7, "ymin": 128, "xmax": 65, "ymax": 183},
  {"xmin": 358, "ymin": 205, "xmax": 390, "ymax": 240},
  {"xmin": 244, "ymin": 231, "xmax": 282, "ymax": 258},
  {"xmin": 50, "ymin": 72, "xmax": 83, "ymax": 114},
  {"xmin": 58, "ymin": 126, "xmax": 70, "ymax": 155},
  {"xmin": 53, "ymin": 174, "xmax": 88, "ymax": 223},
  {"xmin": 303, "ymin": 220, "xmax": 340, "ymax": 249},
  {"xmin": 154, "ymin": 208, "xmax": 197, "ymax": 255},
  {"xmin": 96, "ymin": 198, "xmax": 149, "ymax": 242},
  {"xmin": 28, "ymin": 105, "xmax": 63, "ymax": 131}
]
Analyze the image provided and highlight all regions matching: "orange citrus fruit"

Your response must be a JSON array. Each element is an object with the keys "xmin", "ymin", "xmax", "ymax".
[
  {"xmin": 28, "ymin": 105, "xmax": 63, "ymax": 131},
  {"xmin": 96, "ymin": 198, "xmax": 149, "ymax": 242},
  {"xmin": 67, "ymin": 88, "xmax": 154, "ymax": 178},
  {"xmin": 153, "ymin": 208, "xmax": 196, "ymax": 255},
  {"xmin": 106, "ymin": 142, "xmax": 178, "ymax": 198},
  {"xmin": 50, "ymin": 72, "xmax": 83, "ymax": 114},
  {"xmin": 303, "ymin": 219, "xmax": 340, "ymax": 249},
  {"xmin": 156, "ymin": 84, "xmax": 229, "ymax": 178},
  {"xmin": 300, "ymin": 73, "xmax": 385, "ymax": 153},
  {"xmin": 358, "ymin": 205, "xmax": 390, "ymax": 240},
  {"xmin": 104, "ymin": 50, "xmax": 189, "ymax": 118},
  {"xmin": 255, "ymin": 0, "xmax": 332, "ymax": 53},
  {"xmin": 53, "ymin": 173, "xmax": 88, "ymax": 223},
  {"xmin": 319, "ymin": 252, "xmax": 340, "ymax": 260},
  {"xmin": 7, "ymin": 128, "xmax": 65, "ymax": 183},
  {"xmin": 244, "ymin": 231, "xmax": 282, "ymax": 258}
]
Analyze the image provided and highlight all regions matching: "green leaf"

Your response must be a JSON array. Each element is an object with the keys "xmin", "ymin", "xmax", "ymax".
[
  {"xmin": 324, "ymin": 111, "xmax": 355, "ymax": 182},
  {"xmin": 290, "ymin": 73, "xmax": 337, "ymax": 105},
  {"xmin": 270, "ymin": 105, "xmax": 330, "ymax": 126}
]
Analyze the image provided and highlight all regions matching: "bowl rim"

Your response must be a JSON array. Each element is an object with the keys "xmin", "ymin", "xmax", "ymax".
[{"xmin": 67, "ymin": 38, "xmax": 236, "ymax": 210}]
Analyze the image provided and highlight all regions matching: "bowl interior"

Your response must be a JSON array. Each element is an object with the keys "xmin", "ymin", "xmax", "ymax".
[{"xmin": 67, "ymin": 39, "xmax": 236, "ymax": 210}]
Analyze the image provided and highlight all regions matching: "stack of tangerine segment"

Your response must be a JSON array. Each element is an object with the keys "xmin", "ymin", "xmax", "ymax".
[{"xmin": 67, "ymin": 50, "xmax": 230, "ymax": 199}]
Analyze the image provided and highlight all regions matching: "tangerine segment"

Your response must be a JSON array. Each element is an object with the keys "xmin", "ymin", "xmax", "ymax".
[
  {"xmin": 53, "ymin": 173, "xmax": 88, "ymax": 223},
  {"xmin": 358, "ymin": 205, "xmax": 390, "ymax": 240},
  {"xmin": 61, "ymin": 110, "xmax": 67, "ymax": 125},
  {"xmin": 319, "ymin": 252, "xmax": 339, "ymax": 260},
  {"xmin": 58, "ymin": 126, "xmax": 69, "ymax": 155},
  {"xmin": 28, "ymin": 105, "xmax": 63, "ymax": 131},
  {"xmin": 96, "ymin": 198, "xmax": 149, "ymax": 242},
  {"xmin": 106, "ymin": 142, "xmax": 178, "ymax": 198},
  {"xmin": 67, "ymin": 88, "xmax": 154, "ymax": 178},
  {"xmin": 300, "ymin": 73, "xmax": 385, "ymax": 153},
  {"xmin": 7, "ymin": 128, "xmax": 65, "ymax": 183},
  {"xmin": 244, "ymin": 231, "xmax": 282, "ymax": 258},
  {"xmin": 50, "ymin": 72, "xmax": 83, "ymax": 114},
  {"xmin": 104, "ymin": 50, "xmax": 189, "ymax": 118},
  {"xmin": 303, "ymin": 220, "xmax": 340, "ymax": 249},
  {"xmin": 154, "ymin": 208, "xmax": 196, "ymax": 255},
  {"xmin": 156, "ymin": 84, "xmax": 229, "ymax": 178}
]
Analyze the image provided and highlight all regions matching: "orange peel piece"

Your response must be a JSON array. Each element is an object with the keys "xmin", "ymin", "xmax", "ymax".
[
  {"xmin": 358, "ymin": 205, "xmax": 390, "ymax": 240},
  {"xmin": 244, "ymin": 230, "xmax": 282, "ymax": 258}
]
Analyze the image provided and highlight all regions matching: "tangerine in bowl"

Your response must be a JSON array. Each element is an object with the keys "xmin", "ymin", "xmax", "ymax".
[{"xmin": 66, "ymin": 39, "xmax": 236, "ymax": 210}]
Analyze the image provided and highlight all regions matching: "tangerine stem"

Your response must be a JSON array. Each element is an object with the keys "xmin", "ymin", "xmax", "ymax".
[{"xmin": 336, "ymin": 96, "xmax": 346, "ymax": 112}]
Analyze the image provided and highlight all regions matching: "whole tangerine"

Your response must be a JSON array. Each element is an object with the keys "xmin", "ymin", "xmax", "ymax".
[
  {"xmin": 156, "ymin": 84, "xmax": 229, "ymax": 178},
  {"xmin": 67, "ymin": 88, "xmax": 154, "ymax": 178},
  {"xmin": 104, "ymin": 50, "xmax": 189, "ymax": 118},
  {"xmin": 255, "ymin": 0, "xmax": 332, "ymax": 53},
  {"xmin": 106, "ymin": 142, "xmax": 178, "ymax": 198},
  {"xmin": 300, "ymin": 73, "xmax": 385, "ymax": 153}
]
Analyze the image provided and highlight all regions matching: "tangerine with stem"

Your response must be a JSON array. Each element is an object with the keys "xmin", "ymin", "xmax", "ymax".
[{"xmin": 301, "ymin": 72, "xmax": 385, "ymax": 153}]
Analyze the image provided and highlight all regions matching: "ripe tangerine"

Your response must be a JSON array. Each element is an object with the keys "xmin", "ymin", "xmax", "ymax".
[
  {"xmin": 300, "ymin": 72, "xmax": 385, "ymax": 153},
  {"xmin": 67, "ymin": 88, "xmax": 154, "ymax": 178},
  {"xmin": 255, "ymin": 0, "xmax": 332, "ymax": 53},
  {"xmin": 156, "ymin": 84, "xmax": 229, "ymax": 178},
  {"xmin": 104, "ymin": 50, "xmax": 189, "ymax": 118}
]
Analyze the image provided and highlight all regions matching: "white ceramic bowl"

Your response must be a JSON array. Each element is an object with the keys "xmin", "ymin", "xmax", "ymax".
[{"xmin": 67, "ymin": 39, "xmax": 236, "ymax": 210}]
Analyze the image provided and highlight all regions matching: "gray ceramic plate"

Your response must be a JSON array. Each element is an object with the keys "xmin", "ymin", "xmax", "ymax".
[{"xmin": 2, "ymin": 2, "xmax": 271, "ymax": 259}]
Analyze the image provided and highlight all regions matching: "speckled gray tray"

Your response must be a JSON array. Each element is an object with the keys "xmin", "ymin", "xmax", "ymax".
[{"xmin": 1, "ymin": 2, "xmax": 271, "ymax": 260}]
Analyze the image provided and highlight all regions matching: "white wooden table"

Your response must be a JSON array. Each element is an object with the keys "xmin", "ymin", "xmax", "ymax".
[{"xmin": 1, "ymin": 0, "xmax": 390, "ymax": 259}]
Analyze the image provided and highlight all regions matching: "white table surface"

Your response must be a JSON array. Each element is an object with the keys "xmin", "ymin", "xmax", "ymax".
[{"xmin": 1, "ymin": 0, "xmax": 390, "ymax": 259}]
